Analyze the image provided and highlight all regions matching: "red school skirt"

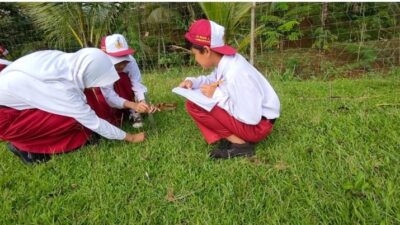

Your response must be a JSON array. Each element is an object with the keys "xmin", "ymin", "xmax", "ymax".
[
  {"xmin": 0, "ymin": 72, "xmax": 134, "ymax": 154},
  {"xmin": 0, "ymin": 107, "xmax": 91, "ymax": 154}
]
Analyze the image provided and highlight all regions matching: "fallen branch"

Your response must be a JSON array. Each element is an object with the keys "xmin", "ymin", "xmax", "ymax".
[
  {"xmin": 375, "ymin": 103, "xmax": 400, "ymax": 107},
  {"xmin": 298, "ymin": 95, "xmax": 386, "ymax": 100}
]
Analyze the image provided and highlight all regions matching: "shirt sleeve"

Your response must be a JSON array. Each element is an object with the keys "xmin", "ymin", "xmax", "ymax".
[
  {"xmin": 125, "ymin": 59, "xmax": 147, "ymax": 102},
  {"xmin": 91, "ymin": 118, "xmax": 126, "ymax": 140},
  {"xmin": 75, "ymin": 112, "xmax": 126, "ymax": 140},
  {"xmin": 185, "ymin": 70, "xmax": 218, "ymax": 89},
  {"xmin": 100, "ymin": 84, "xmax": 126, "ymax": 109},
  {"xmin": 71, "ymin": 93, "xmax": 127, "ymax": 140}
]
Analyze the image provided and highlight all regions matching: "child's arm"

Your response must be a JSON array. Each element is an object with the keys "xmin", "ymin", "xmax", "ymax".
[
  {"xmin": 200, "ymin": 80, "xmax": 224, "ymax": 98},
  {"xmin": 125, "ymin": 59, "xmax": 147, "ymax": 102},
  {"xmin": 183, "ymin": 70, "xmax": 218, "ymax": 89},
  {"xmin": 100, "ymin": 84, "xmax": 126, "ymax": 109}
]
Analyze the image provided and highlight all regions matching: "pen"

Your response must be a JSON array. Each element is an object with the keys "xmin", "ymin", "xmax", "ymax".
[{"xmin": 211, "ymin": 80, "xmax": 224, "ymax": 87}]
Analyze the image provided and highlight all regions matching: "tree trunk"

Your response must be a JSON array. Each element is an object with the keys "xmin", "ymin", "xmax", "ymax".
[
  {"xmin": 357, "ymin": 3, "xmax": 366, "ymax": 63},
  {"xmin": 321, "ymin": 2, "xmax": 328, "ymax": 28},
  {"xmin": 320, "ymin": 2, "xmax": 329, "ymax": 51}
]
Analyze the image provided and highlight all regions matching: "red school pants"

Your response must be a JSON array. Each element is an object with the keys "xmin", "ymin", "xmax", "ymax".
[
  {"xmin": 0, "ymin": 63, "xmax": 7, "ymax": 72},
  {"xmin": 84, "ymin": 72, "xmax": 134, "ymax": 126},
  {"xmin": 185, "ymin": 100, "xmax": 273, "ymax": 144}
]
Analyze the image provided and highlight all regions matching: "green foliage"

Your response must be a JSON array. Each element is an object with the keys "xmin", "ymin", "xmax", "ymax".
[
  {"xmin": 339, "ymin": 43, "xmax": 378, "ymax": 69},
  {"xmin": 278, "ymin": 20, "xmax": 299, "ymax": 32},
  {"xmin": 329, "ymin": 3, "xmax": 399, "ymax": 42},
  {"xmin": 157, "ymin": 52, "xmax": 185, "ymax": 68},
  {"xmin": 1, "ymin": 2, "xmax": 400, "ymax": 72},
  {"xmin": 263, "ymin": 30, "xmax": 282, "ymax": 48},
  {"xmin": 0, "ymin": 3, "xmax": 44, "ymax": 59},
  {"xmin": 19, "ymin": 2, "xmax": 121, "ymax": 50},
  {"xmin": 281, "ymin": 57, "xmax": 299, "ymax": 81},
  {"xmin": 260, "ymin": 3, "xmax": 303, "ymax": 49},
  {"xmin": 312, "ymin": 27, "xmax": 338, "ymax": 50},
  {"xmin": 146, "ymin": 5, "xmax": 180, "ymax": 25},
  {"xmin": 199, "ymin": 2, "xmax": 252, "ymax": 46}
]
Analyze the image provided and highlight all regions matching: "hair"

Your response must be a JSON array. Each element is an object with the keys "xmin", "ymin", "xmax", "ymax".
[{"xmin": 185, "ymin": 39, "xmax": 206, "ymax": 54}]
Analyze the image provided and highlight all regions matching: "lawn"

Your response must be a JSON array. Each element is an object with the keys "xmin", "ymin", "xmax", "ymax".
[{"xmin": 0, "ymin": 67, "xmax": 399, "ymax": 224}]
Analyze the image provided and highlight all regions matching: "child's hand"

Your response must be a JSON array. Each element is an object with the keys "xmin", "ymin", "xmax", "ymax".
[
  {"xmin": 179, "ymin": 80, "xmax": 193, "ymax": 89},
  {"xmin": 124, "ymin": 132, "xmax": 146, "ymax": 143},
  {"xmin": 135, "ymin": 102, "xmax": 150, "ymax": 113},
  {"xmin": 147, "ymin": 104, "xmax": 160, "ymax": 113},
  {"xmin": 200, "ymin": 84, "xmax": 217, "ymax": 98}
]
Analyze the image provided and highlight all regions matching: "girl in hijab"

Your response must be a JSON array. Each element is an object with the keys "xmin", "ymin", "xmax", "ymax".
[{"xmin": 0, "ymin": 48, "xmax": 145, "ymax": 164}]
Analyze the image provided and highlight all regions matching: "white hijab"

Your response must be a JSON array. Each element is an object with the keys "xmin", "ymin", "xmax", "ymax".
[
  {"xmin": 0, "ymin": 58, "xmax": 12, "ymax": 66},
  {"xmin": 0, "ymin": 48, "xmax": 120, "ymax": 131}
]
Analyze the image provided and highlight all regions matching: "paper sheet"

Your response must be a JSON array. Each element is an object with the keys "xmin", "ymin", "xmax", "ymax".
[{"xmin": 172, "ymin": 87, "xmax": 218, "ymax": 112}]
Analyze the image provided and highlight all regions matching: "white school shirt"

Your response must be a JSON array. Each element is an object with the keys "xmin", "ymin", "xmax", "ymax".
[
  {"xmin": 0, "ymin": 48, "xmax": 126, "ymax": 140},
  {"xmin": 185, "ymin": 53, "xmax": 280, "ymax": 125},
  {"xmin": 100, "ymin": 58, "xmax": 148, "ymax": 109}
]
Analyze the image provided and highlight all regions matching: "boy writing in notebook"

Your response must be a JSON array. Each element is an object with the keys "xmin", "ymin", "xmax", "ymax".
[{"xmin": 178, "ymin": 19, "xmax": 280, "ymax": 159}]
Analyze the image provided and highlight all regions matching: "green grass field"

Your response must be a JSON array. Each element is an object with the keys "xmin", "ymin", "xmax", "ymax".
[{"xmin": 1, "ymin": 67, "xmax": 399, "ymax": 224}]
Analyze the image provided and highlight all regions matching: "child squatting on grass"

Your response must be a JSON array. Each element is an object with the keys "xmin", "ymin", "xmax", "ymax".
[
  {"xmin": 0, "ymin": 48, "xmax": 145, "ymax": 164},
  {"xmin": 179, "ymin": 19, "xmax": 281, "ymax": 159},
  {"xmin": 85, "ymin": 34, "xmax": 157, "ymax": 129}
]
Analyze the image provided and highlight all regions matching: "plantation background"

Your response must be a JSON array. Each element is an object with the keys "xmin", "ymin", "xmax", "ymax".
[
  {"xmin": 1, "ymin": 2, "xmax": 400, "ymax": 79},
  {"xmin": 0, "ymin": 2, "xmax": 399, "ymax": 225}
]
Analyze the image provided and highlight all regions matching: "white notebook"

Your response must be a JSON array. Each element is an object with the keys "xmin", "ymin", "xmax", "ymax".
[{"xmin": 172, "ymin": 87, "xmax": 218, "ymax": 112}]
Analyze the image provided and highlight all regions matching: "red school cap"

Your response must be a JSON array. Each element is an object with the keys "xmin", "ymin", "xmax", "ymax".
[
  {"xmin": 185, "ymin": 19, "xmax": 236, "ymax": 55},
  {"xmin": 0, "ymin": 45, "xmax": 9, "ymax": 57}
]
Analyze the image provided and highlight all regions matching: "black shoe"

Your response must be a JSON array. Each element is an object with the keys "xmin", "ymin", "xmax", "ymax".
[
  {"xmin": 210, "ymin": 142, "xmax": 255, "ymax": 159},
  {"xmin": 7, "ymin": 143, "xmax": 51, "ymax": 164},
  {"xmin": 86, "ymin": 133, "xmax": 101, "ymax": 146},
  {"xmin": 212, "ymin": 139, "xmax": 231, "ymax": 151}
]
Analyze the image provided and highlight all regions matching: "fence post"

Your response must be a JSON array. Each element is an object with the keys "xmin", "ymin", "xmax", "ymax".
[{"xmin": 250, "ymin": 2, "xmax": 256, "ymax": 65}]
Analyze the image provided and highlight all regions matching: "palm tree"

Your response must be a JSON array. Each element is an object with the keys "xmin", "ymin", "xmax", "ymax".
[
  {"xmin": 199, "ymin": 2, "xmax": 253, "ymax": 51},
  {"xmin": 20, "ymin": 2, "xmax": 121, "ymax": 50}
]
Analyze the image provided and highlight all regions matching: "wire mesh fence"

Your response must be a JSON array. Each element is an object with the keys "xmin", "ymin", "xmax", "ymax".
[{"xmin": 1, "ymin": 2, "xmax": 399, "ymax": 79}]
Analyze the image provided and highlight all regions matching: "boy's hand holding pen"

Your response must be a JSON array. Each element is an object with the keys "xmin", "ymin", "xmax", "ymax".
[
  {"xmin": 200, "ymin": 80, "xmax": 223, "ymax": 98},
  {"xmin": 178, "ymin": 79, "xmax": 223, "ymax": 98}
]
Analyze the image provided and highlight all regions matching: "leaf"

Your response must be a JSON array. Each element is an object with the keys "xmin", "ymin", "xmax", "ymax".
[
  {"xmin": 287, "ymin": 31, "xmax": 302, "ymax": 41},
  {"xmin": 342, "ymin": 181, "xmax": 354, "ymax": 191},
  {"xmin": 199, "ymin": 2, "xmax": 251, "ymax": 42},
  {"xmin": 277, "ymin": 20, "xmax": 299, "ymax": 32},
  {"xmin": 261, "ymin": 15, "xmax": 285, "ymax": 24},
  {"xmin": 165, "ymin": 188, "xmax": 175, "ymax": 202},
  {"xmin": 272, "ymin": 2, "xmax": 289, "ymax": 11},
  {"xmin": 274, "ymin": 161, "xmax": 289, "ymax": 171},
  {"xmin": 19, "ymin": 2, "xmax": 120, "ymax": 49}
]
